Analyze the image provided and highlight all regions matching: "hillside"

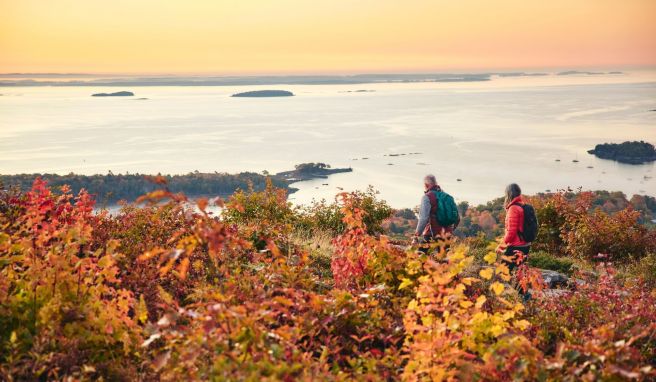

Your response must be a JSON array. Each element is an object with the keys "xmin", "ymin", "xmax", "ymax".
[{"xmin": 0, "ymin": 180, "xmax": 654, "ymax": 380}]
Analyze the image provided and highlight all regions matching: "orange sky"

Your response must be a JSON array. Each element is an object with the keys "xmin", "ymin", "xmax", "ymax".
[{"xmin": 1, "ymin": 0, "xmax": 655, "ymax": 74}]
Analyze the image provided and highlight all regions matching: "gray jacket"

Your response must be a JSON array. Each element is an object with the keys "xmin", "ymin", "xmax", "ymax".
[{"xmin": 415, "ymin": 194, "xmax": 432, "ymax": 235}]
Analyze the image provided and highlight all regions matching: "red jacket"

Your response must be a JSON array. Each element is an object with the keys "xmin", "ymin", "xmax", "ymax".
[{"xmin": 503, "ymin": 196, "xmax": 527, "ymax": 246}]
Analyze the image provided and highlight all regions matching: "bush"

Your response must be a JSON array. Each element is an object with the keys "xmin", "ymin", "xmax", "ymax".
[
  {"xmin": 527, "ymin": 251, "xmax": 574, "ymax": 275},
  {"xmin": 527, "ymin": 266, "xmax": 656, "ymax": 380},
  {"xmin": 298, "ymin": 186, "xmax": 392, "ymax": 236},
  {"xmin": 531, "ymin": 191, "xmax": 656, "ymax": 261},
  {"xmin": 1, "ymin": 180, "xmax": 654, "ymax": 380},
  {"xmin": 621, "ymin": 253, "xmax": 656, "ymax": 289}
]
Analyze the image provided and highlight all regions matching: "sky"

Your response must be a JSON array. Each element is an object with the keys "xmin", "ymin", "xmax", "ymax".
[{"xmin": 1, "ymin": 0, "xmax": 655, "ymax": 74}]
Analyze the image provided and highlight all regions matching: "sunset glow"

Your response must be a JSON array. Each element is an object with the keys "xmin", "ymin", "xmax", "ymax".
[{"xmin": 1, "ymin": 0, "xmax": 655, "ymax": 74}]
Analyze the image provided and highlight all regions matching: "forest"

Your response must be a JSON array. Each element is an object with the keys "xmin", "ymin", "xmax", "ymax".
[
  {"xmin": 0, "ymin": 178, "xmax": 654, "ymax": 381},
  {"xmin": 0, "ymin": 172, "xmax": 292, "ymax": 206}
]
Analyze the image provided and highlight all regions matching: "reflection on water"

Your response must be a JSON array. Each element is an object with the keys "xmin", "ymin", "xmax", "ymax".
[{"xmin": 1, "ymin": 72, "xmax": 655, "ymax": 207}]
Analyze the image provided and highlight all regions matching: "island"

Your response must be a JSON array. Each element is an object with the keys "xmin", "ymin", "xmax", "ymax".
[
  {"xmin": 91, "ymin": 91, "xmax": 134, "ymax": 97},
  {"xmin": 587, "ymin": 141, "xmax": 656, "ymax": 164},
  {"xmin": 275, "ymin": 162, "xmax": 353, "ymax": 182},
  {"xmin": 231, "ymin": 90, "xmax": 294, "ymax": 97}
]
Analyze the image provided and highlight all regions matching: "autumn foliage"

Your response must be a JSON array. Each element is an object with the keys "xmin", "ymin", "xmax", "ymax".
[{"xmin": 1, "ymin": 179, "xmax": 655, "ymax": 381}]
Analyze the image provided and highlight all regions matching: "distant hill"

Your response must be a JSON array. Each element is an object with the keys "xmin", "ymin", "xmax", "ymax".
[{"xmin": 232, "ymin": 90, "xmax": 294, "ymax": 97}]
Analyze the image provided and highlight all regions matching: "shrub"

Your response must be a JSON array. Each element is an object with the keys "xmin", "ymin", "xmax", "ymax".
[
  {"xmin": 1, "ymin": 180, "xmax": 654, "ymax": 380},
  {"xmin": 298, "ymin": 186, "xmax": 393, "ymax": 236},
  {"xmin": 526, "ymin": 265, "xmax": 656, "ymax": 380},
  {"xmin": 0, "ymin": 179, "xmax": 143, "ymax": 380},
  {"xmin": 527, "ymin": 251, "xmax": 574, "ymax": 275},
  {"xmin": 531, "ymin": 190, "xmax": 656, "ymax": 261}
]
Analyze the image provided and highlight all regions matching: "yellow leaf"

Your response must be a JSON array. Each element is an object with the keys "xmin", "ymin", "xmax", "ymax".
[
  {"xmin": 459, "ymin": 300, "xmax": 473, "ymax": 308},
  {"xmin": 490, "ymin": 324, "xmax": 505, "ymax": 337},
  {"xmin": 398, "ymin": 277, "xmax": 414, "ymax": 290},
  {"xmin": 136, "ymin": 295, "xmax": 148, "ymax": 324},
  {"xmin": 490, "ymin": 282, "xmax": 505, "ymax": 296},
  {"xmin": 513, "ymin": 319, "xmax": 531, "ymax": 331},
  {"xmin": 421, "ymin": 314, "xmax": 434, "ymax": 326},
  {"xmin": 460, "ymin": 277, "xmax": 480, "ymax": 286},
  {"xmin": 479, "ymin": 268, "xmax": 494, "ymax": 280},
  {"xmin": 495, "ymin": 263, "xmax": 510, "ymax": 276},
  {"xmin": 475, "ymin": 295, "xmax": 487, "ymax": 308},
  {"xmin": 483, "ymin": 252, "xmax": 497, "ymax": 265},
  {"xmin": 407, "ymin": 299, "xmax": 419, "ymax": 312}
]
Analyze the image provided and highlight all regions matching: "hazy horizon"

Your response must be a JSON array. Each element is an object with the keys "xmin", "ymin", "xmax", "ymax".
[
  {"xmin": 2, "ymin": 65, "xmax": 656, "ymax": 78},
  {"xmin": 2, "ymin": 1, "xmax": 655, "ymax": 74}
]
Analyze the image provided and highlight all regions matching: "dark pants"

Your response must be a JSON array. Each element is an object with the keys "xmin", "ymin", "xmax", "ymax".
[
  {"xmin": 418, "ymin": 234, "xmax": 451, "ymax": 257},
  {"xmin": 504, "ymin": 245, "xmax": 531, "ymax": 300},
  {"xmin": 503, "ymin": 245, "xmax": 530, "ymax": 271}
]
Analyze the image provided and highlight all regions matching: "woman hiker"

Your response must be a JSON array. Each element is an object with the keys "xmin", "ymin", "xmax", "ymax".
[{"xmin": 496, "ymin": 183, "xmax": 533, "ymax": 299}]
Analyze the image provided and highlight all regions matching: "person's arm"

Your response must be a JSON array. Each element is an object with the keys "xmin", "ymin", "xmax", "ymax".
[{"xmin": 415, "ymin": 195, "xmax": 431, "ymax": 236}]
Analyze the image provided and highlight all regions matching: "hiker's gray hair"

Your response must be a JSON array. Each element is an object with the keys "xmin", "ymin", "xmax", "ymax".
[{"xmin": 424, "ymin": 174, "xmax": 437, "ymax": 186}]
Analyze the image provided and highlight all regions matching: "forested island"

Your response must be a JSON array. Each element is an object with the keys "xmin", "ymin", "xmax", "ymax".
[
  {"xmin": 276, "ymin": 162, "xmax": 353, "ymax": 181},
  {"xmin": 231, "ymin": 90, "xmax": 294, "ymax": 97},
  {"xmin": 91, "ymin": 91, "xmax": 134, "ymax": 97},
  {"xmin": 0, "ymin": 163, "xmax": 352, "ymax": 205},
  {"xmin": 587, "ymin": 141, "xmax": 656, "ymax": 164}
]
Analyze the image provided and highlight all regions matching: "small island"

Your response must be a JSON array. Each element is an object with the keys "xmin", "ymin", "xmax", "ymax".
[
  {"xmin": 276, "ymin": 162, "xmax": 352, "ymax": 182},
  {"xmin": 91, "ymin": 91, "xmax": 135, "ymax": 97},
  {"xmin": 231, "ymin": 90, "xmax": 294, "ymax": 97},
  {"xmin": 588, "ymin": 141, "xmax": 656, "ymax": 164}
]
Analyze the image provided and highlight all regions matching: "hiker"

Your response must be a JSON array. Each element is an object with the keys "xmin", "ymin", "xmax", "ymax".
[
  {"xmin": 495, "ymin": 183, "xmax": 533, "ymax": 270},
  {"xmin": 412, "ymin": 174, "xmax": 460, "ymax": 250},
  {"xmin": 496, "ymin": 183, "xmax": 539, "ymax": 301}
]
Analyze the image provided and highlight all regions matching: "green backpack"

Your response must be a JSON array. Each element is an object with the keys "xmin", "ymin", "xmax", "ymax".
[{"xmin": 430, "ymin": 190, "xmax": 460, "ymax": 227}]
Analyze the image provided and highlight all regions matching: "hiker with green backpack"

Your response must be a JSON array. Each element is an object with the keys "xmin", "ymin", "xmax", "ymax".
[{"xmin": 412, "ymin": 174, "xmax": 460, "ymax": 248}]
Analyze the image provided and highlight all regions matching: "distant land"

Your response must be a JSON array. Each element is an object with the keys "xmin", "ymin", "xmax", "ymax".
[
  {"xmin": 588, "ymin": 141, "xmax": 656, "ymax": 164},
  {"xmin": 0, "ymin": 73, "xmax": 497, "ymax": 86},
  {"xmin": 0, "ymin": 71, "xmax": 629, "ymax": 87},
  {"xmin": 91, "ymin": 91, "xmax": 134, "ymax": 97},
  {"xmin": 232, "ymin": 90, "xmax": 294, "ymax": 97},
  {"xmin": 557, "ymin": 70, "xmax": 623, "ymax": 76},
  {"xmin": 0, "ymin": 163, "xmax": 351, "ymax": 205}
]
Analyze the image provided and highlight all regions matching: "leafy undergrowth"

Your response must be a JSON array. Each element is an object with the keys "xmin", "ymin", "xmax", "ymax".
[{"xmin": 0, "ymin": 179, "xmax": 654, "ymax": 381}]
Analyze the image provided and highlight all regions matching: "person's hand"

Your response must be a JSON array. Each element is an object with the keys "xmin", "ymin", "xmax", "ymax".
[{"xmin": 495, "ymin": 244, "xmax": 506, "ymax": 255}]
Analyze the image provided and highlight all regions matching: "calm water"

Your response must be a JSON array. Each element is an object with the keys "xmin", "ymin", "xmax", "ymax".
[{"xmin": 1, "ymin": 72, "xmax": 655, "ymax": 207}]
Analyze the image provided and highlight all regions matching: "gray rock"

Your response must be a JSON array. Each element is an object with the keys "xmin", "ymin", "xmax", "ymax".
[
  {"xmin": 540, "ymin": 269, "xmax": 569, "ymax": 288},
  {"xmin": 540, "ymin": 288, "xmax": 570, "ymax": 298}
]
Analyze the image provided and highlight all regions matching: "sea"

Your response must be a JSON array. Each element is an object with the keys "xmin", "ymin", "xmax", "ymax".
[{"xmin": 1, "ymin": 71, "xmax": 655, "ymax": 208}]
